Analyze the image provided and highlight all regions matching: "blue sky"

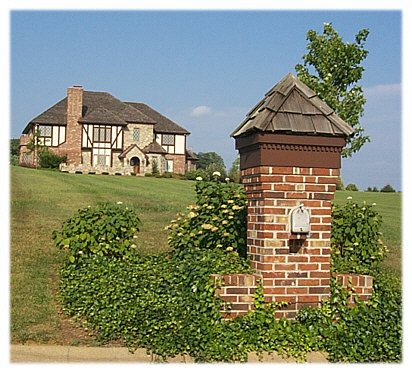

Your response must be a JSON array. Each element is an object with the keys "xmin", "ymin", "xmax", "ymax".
[{"xmin": 10, "ymin": 9, "xmax": 402, "ymax": 190}]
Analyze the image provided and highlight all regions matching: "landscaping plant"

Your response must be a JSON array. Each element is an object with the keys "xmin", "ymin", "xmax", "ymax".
[{"xmin": 56, "ymin": 177, "xmax": 401, "ymax": 362}]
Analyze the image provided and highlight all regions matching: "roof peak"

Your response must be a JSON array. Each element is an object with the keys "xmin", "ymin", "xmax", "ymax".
[{"xmin": 231, "ymin": 73, "xmax": 354, "ymax": 138}]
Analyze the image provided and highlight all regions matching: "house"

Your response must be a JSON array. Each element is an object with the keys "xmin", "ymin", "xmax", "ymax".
[{"xmin": 19, "ymin": 85, "xmax": 197, "ymax": 175}]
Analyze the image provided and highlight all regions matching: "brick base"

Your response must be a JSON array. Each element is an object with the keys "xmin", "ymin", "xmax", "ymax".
[{"xmin": 335, "ymin": 273, "xmax": 374, "ymax": 303}]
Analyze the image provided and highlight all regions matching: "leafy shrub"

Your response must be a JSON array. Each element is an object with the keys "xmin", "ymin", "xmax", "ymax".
[
  {"xmin": 297, "ymin": 272, "xmax": 402, "ymax": 362},
  {"xmin": 331, "ymin": 198, "xmax": 387, "ymax": 274},
  {"xmin": 167, "ymin": 173, "xmax": 247, "ymax": 257},
  {"xmin": 38, "ymin": 148, "xmax": 67, "ymax": 168},
  {"xmin": 52, "ymin": 202, "xmax": 141, "ymax": 262},
  {"xmin": 59, "ymin": 247, "xmax": 251, "ymax": 361}
]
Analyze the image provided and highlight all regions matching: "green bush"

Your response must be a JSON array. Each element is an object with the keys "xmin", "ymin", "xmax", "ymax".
[
  {"xmin": 331, "ymin": 198, "xmax": 387, "ymax": 274},
  {"xmin": 345, "ymin": 183, "xmax": 358, "ymax": 191},
  {"xmin": 167, "ymin": 173, "xmax": 247, "ymax": 257},
  {"xmin": 38, "ymin": 148, "xmax": 67, "ymax": 168},
  {"xmin": 52, "ymin": 202, "xmax": 141, "ymax": 263}
]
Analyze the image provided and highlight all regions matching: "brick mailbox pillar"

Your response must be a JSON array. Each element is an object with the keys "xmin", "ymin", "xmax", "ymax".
[{"xmin": 228, "ymin": 73, "xmax": 354, "ymax": 318}]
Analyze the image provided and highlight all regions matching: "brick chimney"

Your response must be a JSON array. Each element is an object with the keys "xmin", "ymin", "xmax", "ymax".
[{"xmin": 63, "ymin": 85, "xmax": 83, "ymax": 164}]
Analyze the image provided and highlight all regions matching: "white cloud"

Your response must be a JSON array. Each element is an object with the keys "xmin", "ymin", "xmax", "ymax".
[
  {"xmin": 364, "ymin": 83, "xmax": 401, "ymax": 98},
  {"xmin": 190, "ymin": 105, "xmax": 212, "ymax": 117}
]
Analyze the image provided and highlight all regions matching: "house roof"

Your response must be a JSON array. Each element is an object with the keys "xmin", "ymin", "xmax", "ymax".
[
  {"xmin": 23, "ymin": 90, "xmax": 156, "ymax": 134},
  {"xmin": 231, "ymin": 73, "xmax": 354, "ymax": 138},
  {"xmin": 186, "ymin": 149, "xmax": 198, "ymax": 160},
  {"xmin": 143, "ymin": 141, "xmax": 167, "ymax": 154},
  {"xmin": 126, "ymin": 102, "xmax": 190, "ymax": 135}
]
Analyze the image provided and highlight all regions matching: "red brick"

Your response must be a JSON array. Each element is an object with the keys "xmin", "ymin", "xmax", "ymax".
[
  {"xmin": 287, "ymin": 287, "xmax": 308, "ymax": 294},
  {"xmin": 309, "ymin": 256, "xmax": 330, "ymax": 263},
  {"xmin": 287, "ymin": 256, "xmax": 309, "ymax": 263},
  {"xmin": 309, "ymin": 287, "xmax": 329, "ymax": 294},
  {"xmin": 318, "ymin": 176, "xmax": 338, "ymax": 184},
  {"xmin": 231, "ymin": 303, "xmax": 251, "ymax": 311},
  {"xmin": 305, "ymin": 184, "xmax": 327, "ymax": 192},
  {"xmin": 296, "ymin": 295, "xmax": 321, "ymax": 303},
  {"xmin": 226, "ymin": 287, "xmax": 248, "ymax": 294},
  {"xmin": 311, "ymin": 168, "xmax": 331, "ymax": 176},
  {"xmin": 272, "ymin": 166, "xmax": 293, "ymax": 174},
  {"xmin": 297, "ymin": 263, "xmax": 319, "ymax": 271},
  {"xmin": 297, "ymin": 279, "xmax": 320, "ymax": 286},
  {"xmin": 285, "ymin": 175, "xmax": 304, "ymax": 183},
  {"xmin": 286, "ymin": 192, "xmax": 308, "ymax": 199},
  {"xmin": 274, "ymin": 264, "xmax": 296, "ymax": 271},
  {"xmin": 287, "ymin": 272, "xmax": 308, "ymax": 278},
  {"xmin": 310, "ymin": 271, "xmax": 330, "ymax": 279},
  {"xmin": 265, "ymin": 287, "xmax": 286, "ymax": 294},
  {"xmin": 313, "ymin": 193, "xmax": 334, "ymax": 200}
]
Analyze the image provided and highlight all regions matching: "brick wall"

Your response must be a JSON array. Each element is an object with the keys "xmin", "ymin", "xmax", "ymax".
[
  {"xmin": 165, "ymin": 154, "xmax": 186, "ymax": 175},
  {"xmin": 240, "ymin": 165, "xmax": 337, "ymax": 318},
  {"xmin": 335, "ymin": 274, "xmax": 374, "ymax": 303},
  {"xmin": 210, "ymin": 274, "xmax": 261, "ymax": 318},
  {"xmin": 58, "ymin": 86, "xmax": 83, "ymax": 164}
]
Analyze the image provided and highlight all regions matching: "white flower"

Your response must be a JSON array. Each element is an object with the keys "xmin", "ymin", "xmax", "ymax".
[
  {"xmin": 346, "ymin": 196, "xmax": 352, "ymax": 200},
  {"xmin": 225, "ymin": 177, "xmax": 230, "ymax": 182},
  {"xmin": 196, "ymin": 176, "xmax": 203, "ymax": 181},
  {"xmin": 187, "ymin": 211, "xmax": 197, "ymax": 219},
  {"xmin": 212, "ymin": 171, "xmax": 221, "ymax": 177},
  {"xmin": 372, "ymin": 203, "xmax": 377, "ymax": 206},
  {"xmin": 117, "ymin": 201, "xmax": 123, "ymax": 204},
  {"xmin": 226, "ymin": 246, "xmax": 234, "ymax": 252}
]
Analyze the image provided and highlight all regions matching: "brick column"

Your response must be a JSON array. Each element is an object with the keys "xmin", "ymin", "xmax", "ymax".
[{"xmin": 242, "ymin": 165, "xmax": 339, "ymax": 318}]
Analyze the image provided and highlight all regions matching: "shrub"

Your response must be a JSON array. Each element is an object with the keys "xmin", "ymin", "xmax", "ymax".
[
  {"xmin": 167, "ymin": 173, "xmax": 247, "ymax": 257},
  {"xmin": 38, "ymin": 148, "xmax": 67, "ymax": 168},
  {"xmin": 52, "ymin": 202, "xmax": 141, "ymax": 263},
  {"xmin": 331, "ymin": 198, "xmax": 387, "ymax": 274}
]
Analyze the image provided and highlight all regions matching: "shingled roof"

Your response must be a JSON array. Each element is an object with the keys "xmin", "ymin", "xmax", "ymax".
[
  {"xmin": 23, "ymin": 91, "xmax": 156, "ymax": 133},
  {"xmin": 231, "ymin": 73, "xmax": 354, "ymax": 138},
  {"xmin": 126, "ymin": 102, "xmax": 190, "ymax": 135}
]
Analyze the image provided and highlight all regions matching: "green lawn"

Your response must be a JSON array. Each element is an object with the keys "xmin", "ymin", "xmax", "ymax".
[
  {"xmin": 10, "ymin": 166, "xmax": 402, "ymax": 343},
  {"xmin": 10, "ymin": 166, "xmax": 195, "ymax": 343}
]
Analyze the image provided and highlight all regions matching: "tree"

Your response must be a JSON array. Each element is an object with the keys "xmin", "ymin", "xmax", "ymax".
[
  {"xmin": 196, "ymin": 152, "xmax": 226, "ymax": 170},
  {"xmin": 228, "ymin": 156, "xmax": 241, "ymax": 183},
  {"xmin": 380, "ymin": 184, "xmax": 396, "ymax": 193},
  {"xmin": 295, "ymin": 23, "xmax": 370, "ymax": 157},
  {"xmin": 345, "ymin": 183, "xmax": 358, "ymax": 192},
  {"xmin": 10, "ymin": 139, "xmax": 20, "ymax": 157}
]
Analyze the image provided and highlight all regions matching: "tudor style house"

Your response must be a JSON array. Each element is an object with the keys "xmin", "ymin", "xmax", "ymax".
[{"xmin": 19, "ymin": 85, "xmax": 197, "ymax": 175}]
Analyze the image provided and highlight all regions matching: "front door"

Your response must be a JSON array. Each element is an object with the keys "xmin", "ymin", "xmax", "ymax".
[{"xmin": 130, "ymin": 157, "xmax": 140, "ymax": 174}]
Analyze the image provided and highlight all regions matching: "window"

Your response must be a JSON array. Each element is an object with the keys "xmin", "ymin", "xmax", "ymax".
[
  {"xmin": 165, "ymin": 160, "xmax": 174, "ymax": 173},
  {"xmin": 133, "ymin": 128, "xmax": 140, "ymax": 141},
  {"xmin": 38, "ymin": 125, "xmax": 52, "ymax": 137},
  {"xmin": 96, "ymin": 154, "xmax": 107, "ymax": 166},
  {"xmin": 93, "ymin": 126, "xmax": 111, "ymax": 143},
  {"xmin": 162, "ymin": 134, "xmax": 175, "ymax": 146}
]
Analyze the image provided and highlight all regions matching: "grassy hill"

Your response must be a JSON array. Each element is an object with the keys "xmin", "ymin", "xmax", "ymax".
[{"xmin": 10, "ymin": 166, "xmax": 401, "ymax": 344}]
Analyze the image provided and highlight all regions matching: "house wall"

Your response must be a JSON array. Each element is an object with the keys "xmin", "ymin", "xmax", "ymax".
[
  {"xmin": 124, "ymin": 123, "xmax": 154, "ymax": 148},
  {"xmin": 165, "ymin": 154, "xmax": 186, "ymax": 175}
]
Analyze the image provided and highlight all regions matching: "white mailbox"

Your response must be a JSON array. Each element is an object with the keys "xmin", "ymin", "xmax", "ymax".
[{"xmin": 290, "ymin": 204, "xmax": 310, "ymax": 234}]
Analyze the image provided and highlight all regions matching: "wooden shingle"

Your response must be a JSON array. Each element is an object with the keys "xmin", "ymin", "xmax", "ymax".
[{"xmin": 231, "ymin": 73, "xmax": 353, "ymax": 138}]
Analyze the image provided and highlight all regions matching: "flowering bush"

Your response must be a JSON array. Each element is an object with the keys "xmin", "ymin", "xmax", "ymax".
[
  {"xmin": 166, "ymin": 174, "xmax": 247, "ymax": 257},
  {"xmin": 52, "ymin": 202, "xmax": 141, "ymax": 263},
  {"xmin": 331, "ymin": 197, "xmax": 387, "ymax": 274}
]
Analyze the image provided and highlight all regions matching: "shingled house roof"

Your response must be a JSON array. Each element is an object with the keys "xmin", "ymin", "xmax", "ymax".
[
  {"xmin": 126, "ymin": 102, "xmax": 190, "ymax": 135},
  {"xmin": 22, "ymin": 91, "xmax": 190, "ymax": 133},
  {"xmin": 231, "ymin": 73, "xmax": 354, "ymax": 138}
]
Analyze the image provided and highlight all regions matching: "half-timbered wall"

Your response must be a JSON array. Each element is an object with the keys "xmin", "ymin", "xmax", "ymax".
[
  {"xmin": 35, "ymin": 124, "xmax": 66, "ymax": 147},
  {"xmin": 156, "ymin": 133, "xmax": 186, "ymax": 155},
  {"xmin": 81, "ymin": 124, "xmax": 123, "ymax": 166}
]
